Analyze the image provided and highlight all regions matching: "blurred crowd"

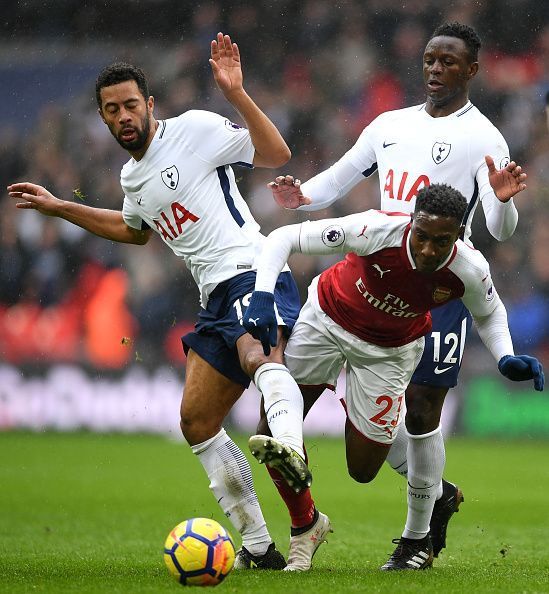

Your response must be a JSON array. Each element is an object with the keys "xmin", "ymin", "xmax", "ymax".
[{"xmin": 1, "ymin": 0, "xmax": 548, "ymax": 371}]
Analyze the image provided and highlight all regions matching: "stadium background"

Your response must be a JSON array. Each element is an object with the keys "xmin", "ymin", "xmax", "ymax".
[{"xmin": 1, "ymin": 0, "xmax": 548, "ymax": 439}]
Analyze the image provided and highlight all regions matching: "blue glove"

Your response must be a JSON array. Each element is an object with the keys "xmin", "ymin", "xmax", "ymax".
[
  {"xmin": 242, "ymin": 291, "xmax": 278, "ymax": 356},
  {"xmin": 498, "ymin": 355, "xmax": 545, "ymax": 391}
]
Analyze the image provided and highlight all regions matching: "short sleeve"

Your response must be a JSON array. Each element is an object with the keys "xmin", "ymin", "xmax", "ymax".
[
  {"xmin": 179, "ymin": 110, "xmax": 256, "ymax": 168},
  {"xmin": 122, "ymin": 196, "xmax": 148, "ymax": 230}
]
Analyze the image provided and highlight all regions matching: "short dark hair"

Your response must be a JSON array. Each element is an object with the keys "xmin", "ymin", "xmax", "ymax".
[
  {"xmin": 430, "ymin": 22, "xmax": 481, "ymax": 63},
  {"xmin": 415, "ymin": 183, "xmax": 467, "ymax": 223},
  {"xmin": 95, "ymin": 62, "xmax": 149, "ymax": 109}
]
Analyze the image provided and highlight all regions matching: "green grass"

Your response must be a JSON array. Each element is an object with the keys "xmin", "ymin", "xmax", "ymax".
[{"xmin": 1, "ymin": 432, "xmax": 548, "ymax": 593}]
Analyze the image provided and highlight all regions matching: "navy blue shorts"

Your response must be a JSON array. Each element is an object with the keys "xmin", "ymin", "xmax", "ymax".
[
  {"xmin": 182, "ymin": 271, "xmax": 301, "ymax": 388},
  {"xmin": 411, "ymin": 299, "xmax": 473, "ymax": 388}
]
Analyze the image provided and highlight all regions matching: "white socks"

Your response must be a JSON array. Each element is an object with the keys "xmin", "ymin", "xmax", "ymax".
[
  {"xmin": 402, "ymin": 426, "xmax": 445, "ymax": 540},
  {"xmin": 191, "ymin": 428, "xmax": 271, "ymax": 556},
  {"xmin": 254, "ymin": 363, "xmax": 305, "ymax": 459},
  {"xmin": 385, "ymin": 422, "xmax": 409, "ymax": 477}
]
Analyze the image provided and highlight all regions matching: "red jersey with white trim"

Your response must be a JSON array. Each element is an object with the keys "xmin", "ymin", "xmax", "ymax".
[{"xmin": 300, "ymin": 210, "xmax": 499, "ymax": 347}]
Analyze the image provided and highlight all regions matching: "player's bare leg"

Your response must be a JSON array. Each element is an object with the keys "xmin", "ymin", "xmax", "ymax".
[
  {"xmin": 238, "ymin": 331, "xmax": 312, "ymax": 492},
  {"xmin": 180, "ymin": 350, "xmax": 242, "ymax": 445},
  {"xmin": 344, "ymin": 420, "xmax": 391, "ymax": 483},
  {"xmin": 180, "ymin": 350, "xmax": 285, "ymax": 569}
]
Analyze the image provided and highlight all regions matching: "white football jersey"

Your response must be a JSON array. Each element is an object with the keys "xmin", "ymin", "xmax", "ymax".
[
  {"xmin": 121, "ymin": 109, "xmax": 266, "ymax": 307},
  {"xmin": 344, "ymin": 102, "xmax": 510, "ymax": 243}
]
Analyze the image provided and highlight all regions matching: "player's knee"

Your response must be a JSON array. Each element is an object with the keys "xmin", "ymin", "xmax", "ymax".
[
  {"xmin": 405, "ymin": 407, "xmax": 429, "ymax": 434},
  {"xmin": 405, "ymin": 404, "xmax": 441, "ymax": 434},
  {"xmin": 239, "ymin": 349, "xmax": 267, "ymax": 379},
  {"xmin": 405, "ymin": 386, "xmax": 446, "ymax": 434},
  {"xmin": 239, "ymin": 336, "xmax": 286, "ymax": 379},
  {"xmin": 180, "ymin": 410, "xmax": 221, "ymax": 446},
  {"xmin": 179, "ymin": 413, "xmax": 198, "ymax": 443},
  {"xmin": 346, "ymin": 462, "xmax": 380, "ymax": 484}
]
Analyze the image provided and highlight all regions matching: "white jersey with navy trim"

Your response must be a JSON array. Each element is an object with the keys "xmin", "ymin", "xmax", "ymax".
[
  {"xmin": 121, "ymin": 109, "xmax": 267, "ymax": 307},
  {"xmin": 300, "ymin": 102, "xmax": 517, "ymax": 245}
]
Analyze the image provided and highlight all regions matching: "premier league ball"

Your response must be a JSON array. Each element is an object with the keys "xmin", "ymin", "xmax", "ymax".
[{"xmin": 164, "ymin": 518, "xmax": 235, "ymax": 586}]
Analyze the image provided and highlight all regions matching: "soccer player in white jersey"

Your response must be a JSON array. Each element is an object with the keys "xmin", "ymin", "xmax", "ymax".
[
  {"xmin": 243, "ymin": 183, "xmax": 544, "ymax": 571},
  {"xmin": 255, "ymin": 22, "xmax": 530, "ymax": 570},
  {"xmin": 8, "ymin": 33, "xmax": 312, "ymax": 570}
]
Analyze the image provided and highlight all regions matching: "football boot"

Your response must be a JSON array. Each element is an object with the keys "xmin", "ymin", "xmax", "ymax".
[
  {"xmin": 430, "ymin": 479, "xmax": 464, "ymax": 557},
  {"xmin": 234, "ymin": 542, "xmax": 286, "ymax": 570},
  {"xmin": 284, "ymin": 510, "xmax": 333, "ymax": 571},
  {"xmin": 381, "ymin": 535, "xmax": 433, "ymax": 571},
  {"xmin": 249, "ymin": 435, "xmax": 312, "ymax": 493}
]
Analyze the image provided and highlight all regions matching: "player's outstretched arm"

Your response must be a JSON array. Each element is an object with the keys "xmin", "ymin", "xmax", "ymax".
[
  {"xmin": 209, "ymin": 32, "xmax": 290, "ymax": 169},
  {"xmin": 269, "ymin": 175, "xmax": 312, "ymax": 209},
  {"xmin": 271, "ymin": 156, "xmax": 366, "ymax": 212},
  {"xmin": 485, "ymin": 155, "xmax": 527, "ymax": 202},
  {"xmin": 8, "ymin": 182, "xmax": 151, "ymax": 245},
  {"xmin": 472, "ymin": 297, "xmax": 544, "ymax": 391}
]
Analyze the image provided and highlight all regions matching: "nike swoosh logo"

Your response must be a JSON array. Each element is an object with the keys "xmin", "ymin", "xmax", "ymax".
[
  {"xmin": 434, "ymin": 366, "xmax": 454, "ymax": 375},
  {"xmin": 383, "ymin": 141, "xmax": 397, "ymax": 148}
]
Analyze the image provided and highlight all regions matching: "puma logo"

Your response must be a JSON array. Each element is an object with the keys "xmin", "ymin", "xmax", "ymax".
[
  {"xmin": 248, "ymin": 317, "xmax": 260, "ymax": 326},
  {"xmin": 372, "ymin": 264, "xmax": 390, "ymax": 278}
]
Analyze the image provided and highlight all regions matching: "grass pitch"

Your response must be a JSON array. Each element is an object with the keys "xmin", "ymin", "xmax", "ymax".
[{"xmin": 1, "ymin": 431, "xmax": 548, "ymax": 593}]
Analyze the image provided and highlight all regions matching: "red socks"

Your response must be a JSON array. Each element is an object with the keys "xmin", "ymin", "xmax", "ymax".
[{"xmin": 266, "ymin": 465, "xmax": 315, "ymax": 528}]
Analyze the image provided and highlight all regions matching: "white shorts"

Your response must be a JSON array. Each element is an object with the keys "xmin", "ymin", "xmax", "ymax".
[{"xmin": 285, "ymin": 278, "xmax": 424, "ymax": 445}]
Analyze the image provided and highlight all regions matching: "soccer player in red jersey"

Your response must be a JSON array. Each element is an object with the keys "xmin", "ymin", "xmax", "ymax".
[{"xmin": 244, "ymin": 184, "xmax": 542, "ymax": 570}]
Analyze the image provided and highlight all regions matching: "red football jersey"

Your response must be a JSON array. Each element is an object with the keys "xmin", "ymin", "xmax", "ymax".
[
  {"xmin": 317, "ymin": 225, "xmax": 465, "ymax": 346},
  {"xmin": 255, "ymin": 209, "xmax": 506, "ymax": 356}
]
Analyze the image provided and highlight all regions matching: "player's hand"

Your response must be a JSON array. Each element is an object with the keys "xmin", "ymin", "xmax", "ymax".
[
  {"xmin": 498, "ymin": 354, "xmax": 544, "ymax": 391},
  {"xmin": 242, "ymin": 291, "xmax": 278, "ymax": 356},
  {"xmin": 485, "ymin": 155, "xmax": 527, "ymax": 202},
  {"xmin": 7, "ymin": 182, "xmax": 63, "ymax": 216},
  {"xmin": 209, "ymin": 32, "xmax": 243, "ymax": 96},
  {"xmin": 269, "ymin": 175, "xmax": 312, "ymax": 209}
]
